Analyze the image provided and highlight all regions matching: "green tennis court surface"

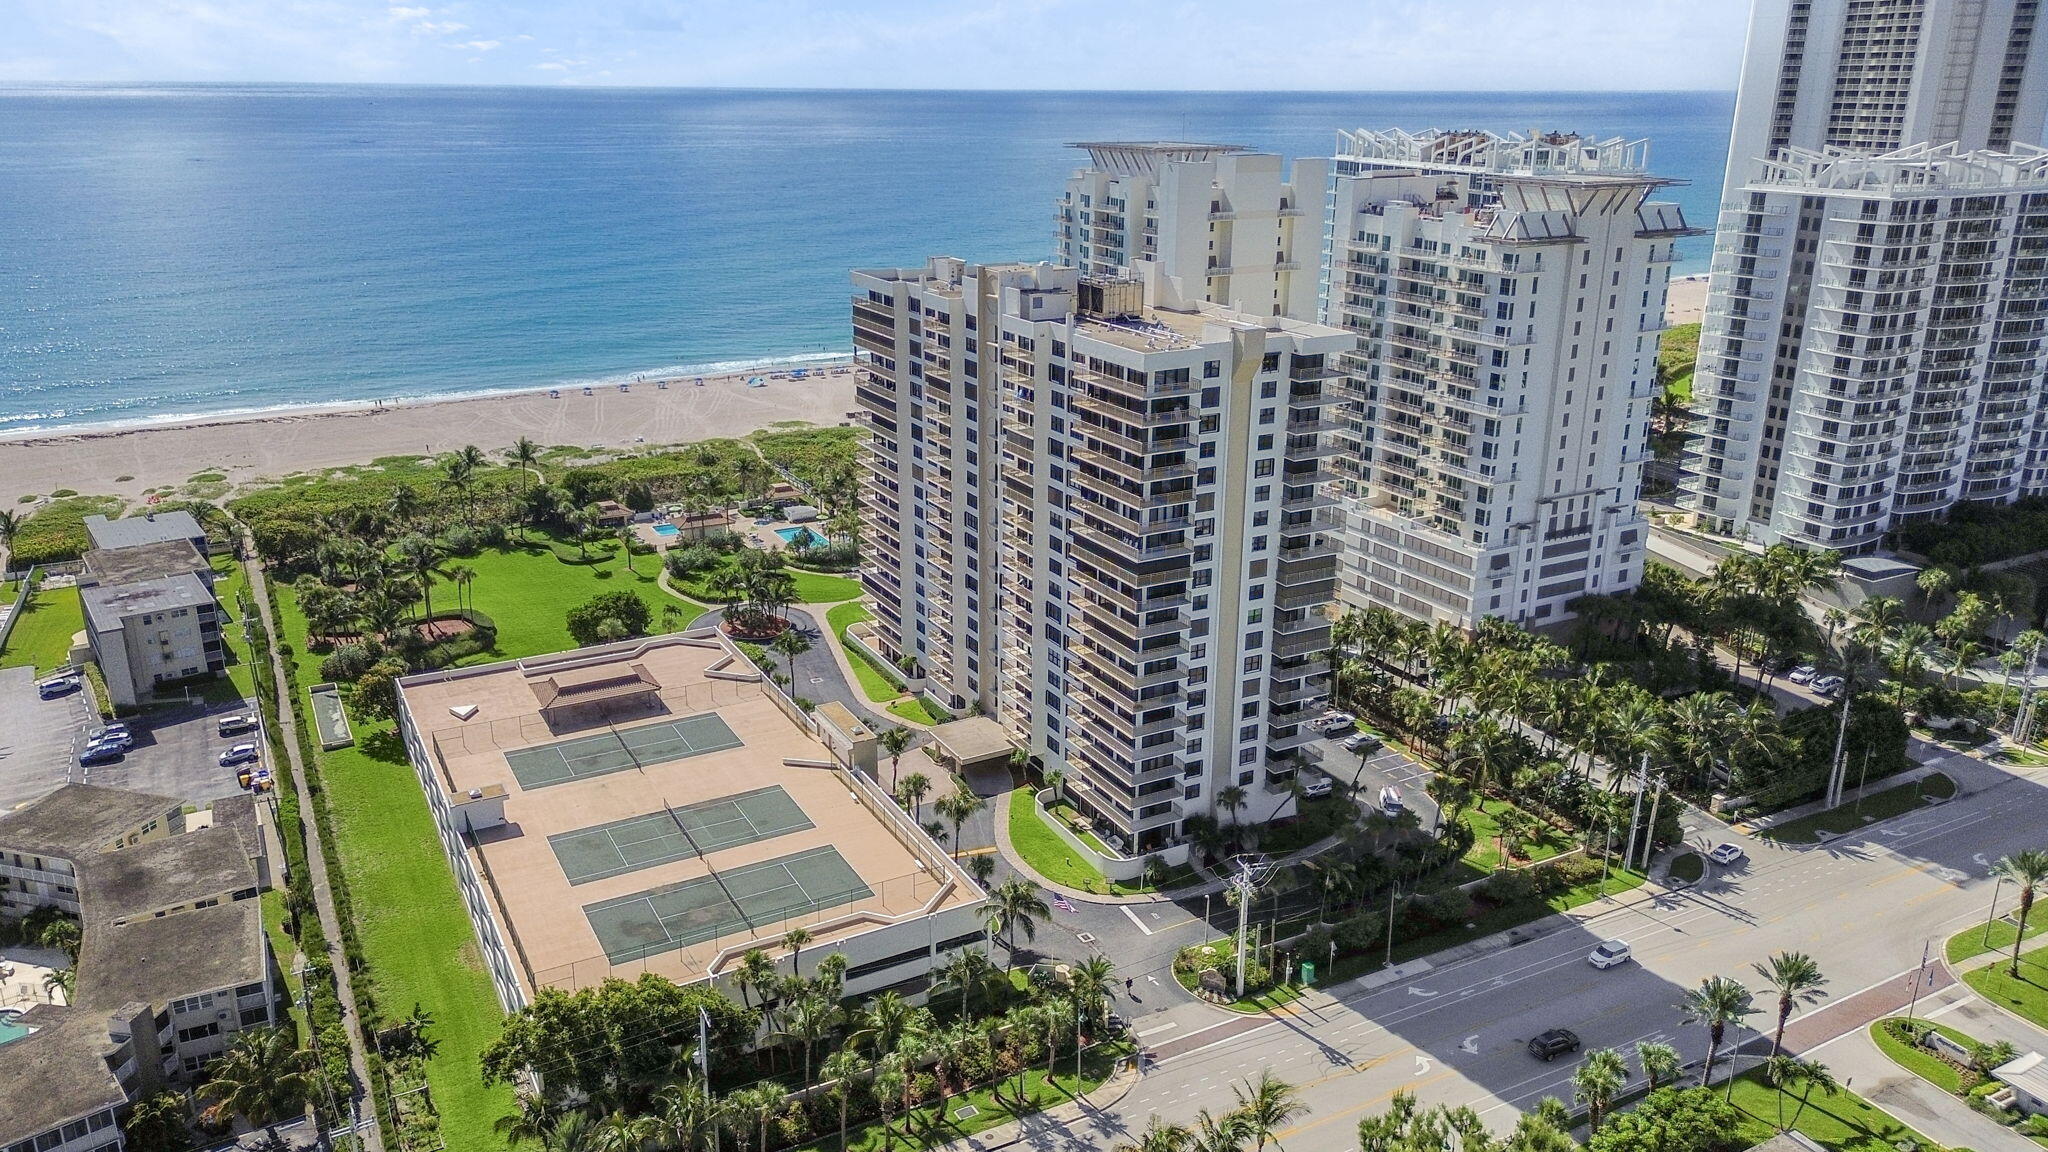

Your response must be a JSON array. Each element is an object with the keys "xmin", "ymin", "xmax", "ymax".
[
  {"xmin": 549, "ymin": 786, "xmax": 815, "ymax": 885},
  {"xmin": 503, "ymin": 712, "xmax": 743, "ymax": 790},
  {"xmin": 583, "ymin": 845, "xmax": 873, "ymax": 964}
]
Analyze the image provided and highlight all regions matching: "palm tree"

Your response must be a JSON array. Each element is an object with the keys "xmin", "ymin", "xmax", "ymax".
[
  {"xmin": 879, "ymin": 727, "xmax": 913, "ymax": 787},
  {"xmin": 780, "ymin": 925, "xmax": 813, "ymax": 975},
  {"xmin": 1116, "ymin": 1115, "xmax": 1196, "ymax": 1152},
  {"xmin": 935, "ymin": 946, "xmax": 995, "ymax": 1018},
  {"xmin": 386, "ymin": 483, "xmax": 422, "ymax": 534},
  {"xmin": 1231, "ymin": 1071, "xmax": 1309, "ymax": 1152},
  {"xmin": 986, "ymin": 877, "xmax": 1051, "ymax": 971},
  {"xmin": 1678, "ymin": 976, "xmax": 1756, "ymax": 1090},
  {"xmin": 42, "ymin": 967, "xmax": 74, "ymax": 1000},
  {"xmin": 779, "ymin": 990, "xmax": 842, "ymax": 1085},
  {"xmin": 1765, "ymin": 1055, "xmax": 1841, "ymax": 1130},
  {"xmin": 596, "ymin": 1112, "xmax": 657, "ymax": 1151},
  {"xmin": 541, "ymin": 1110, "xmax": 605, "ymax": 1152},
  {"xmin": 647, "ymin": 1081, "xmax": 716, "ymax": 1152},
  {"xmin": 735, "ymin": 947, "xmax": 776, "ymax": 1011},
  {"xmin": 771, "ymin": 628, "xmax": 812, "ymax": 688},
  {"xmin": 510, "ymin": 436, "xmax": 543, "ymax": 497},
  {"xmin": 934, "ymin": 787, "xmax": 986, "ymax": 860},
  {"xmin": 396, "ymin": 533, "xmax": 442, "ymax": 622},
  {"xmin": 1572, "ymin": 1048, "xmax": 1629, "ymax": 1133},
  {"xmin": 1637, "ymin": 1041, "xmax": 1682, "ymax": 1092},
  {"xmin": 820, "ymin": 1049, "xmax": 868, "ymax": 1152},
  {"xmin": 966, "ymin": 851, "xmax": 997, "ymax": 889},
  {"xmin": 0, "ymin": 509, "xmax": 18, "ymax": 568},
  {"xmin": 851, "ymin": 991, "xmax": 921, "ymax": 1056},
  {"xmin": 1191, "ymin": 1107, "xmax": 1250, "ymax": 1152},
  {"xmin": 871, "ymin": 1054, "xmax": 909, "ymax": 1152},
  {"xmin": 894, "ymin": 771, "xmax": 933, "ymax": 817},
  {"xmin": 733, "ymin": 1083, "xmax": 788, "ymax": 1152},
  {"xmin": 1217, "ymin": 784, "xmax": 1249, "ymax": 852},
  {"xmin": 1992, "ymin": 850, "xmax": 2048, "ymax": 978},
  {"xmin": 445, "ymin": 563, "xmax": 477, "ymax": 618},
  {"xmin": 35, "ymin": 915, "xmax": 80, "ymax": 956},
  {"xmin": 196, "ymin": 1027, "xmax": 316, "ymax": 1137},
  {"xmin": 1752, "ymin": 951, "xmax": 1829, "ymax": 1057},
  {"xmin": 1070, "ymin": 952, "xmax": 1117, "ymax": 1031}
]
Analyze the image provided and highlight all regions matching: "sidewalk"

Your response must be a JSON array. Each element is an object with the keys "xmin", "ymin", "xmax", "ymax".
[
  {"xmin": 242, "ymin": 535, "xmax": 386, "ymax": 1152},
  {"xmin": 1810, "ymin": 1018, "xmax": 2036, "ymax": 1152}
]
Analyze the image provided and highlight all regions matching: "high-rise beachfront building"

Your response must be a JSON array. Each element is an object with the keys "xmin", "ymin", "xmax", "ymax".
[
  {"xmin": 1057, "ymin": 143, "xmax": 1324, "ymax": 321},
  {"xmin": 1321, "ymin": 129, "xmax": 1695, "ymax": 627},
  {"xmin": 855, "ymin": 246, "xmax": 1351, "ymax": 854},
  {"xmin": 1683, "ymin": 0, "xmax": 2048, "ymax": 548}
]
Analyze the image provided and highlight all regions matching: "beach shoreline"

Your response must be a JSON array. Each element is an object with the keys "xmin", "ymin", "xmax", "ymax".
[{"xmin": 0, "ymin": 361, "xmax": 862, "ymax": 503}]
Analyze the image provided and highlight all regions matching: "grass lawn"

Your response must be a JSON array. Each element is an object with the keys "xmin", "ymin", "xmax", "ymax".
[
  {"xmin": 1456, "ymin": 797, "xmax": 1573, "ymax": 875},
  {"xmin": 420, "ymin": 541, "xmax": 683, "ymax": 661},
  {"xmin": 321, "ymin": 729, "xmax": 515, "ymax": 1151},
  {"xmin": 676, "ymin": 560, "xmax": 861, "ymax": 605},
  {"xmin": 1669, "ymin": 852, "xmax": 1705, "ymax": 884},
  {"xmin": 213, "ymin": 557, "xmax": 259, "ymax": 699},
  {"xmin": 1660, "ymin": 322, "xmax": 1700, "ymax": 406},
  {"xmin": 1048, "ymin": 802, "xmax": 1113, "ymax": 855},
  {"xmin": 1962, "ymin": 939, "xmax": 2048, "ymax": 1031},
  {"xmin": 888, "ymin": 695, "xmax": 949, "ymax": 725},
  {"xmin": 1868, "ymin": 1017, "xmax": 1979, "ymax": 1095},
  {"xmin": 1761, "ymin": 773, "xmax": 1954, "ymax": 844},
  {"xmin": 827, "ymin": 601, "xmax": 906, "ymax": 704},
  {"xmin": 1728, "ymin": 1064, "xmax": 1937, "ymax": 1152},
  {"xmin": 1007, "ymin": 789, "xmax": 1111, "ymax": 894},
  {"xmin": 0, "ymin": 583, "xmax": 82, "ymax": 673},
  {"xmin": 794, "ymin": 1040, "xmax": 1132, "ymax": 1152},
  {"xmin": 1949, "ymin": 913, "xmax": 2048, "ymax": 964}
]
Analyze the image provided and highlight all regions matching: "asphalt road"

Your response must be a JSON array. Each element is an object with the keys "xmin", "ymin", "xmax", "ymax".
[{"xmin": 979, "ymin": 761, "xmax": 2048, "ymax": 1152}]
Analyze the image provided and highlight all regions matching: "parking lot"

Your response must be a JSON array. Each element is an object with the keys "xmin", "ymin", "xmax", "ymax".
[
  {"xmin": 1303, "ymin": 719, "xmax": 1440, "ymax": 826},
  {"xmin": 0, "ymin": 667, "xmax": 94, "ymax": 813},
  {"xmin": 72, "ymin": 696, "xmax": 262, "ymax": 807}
]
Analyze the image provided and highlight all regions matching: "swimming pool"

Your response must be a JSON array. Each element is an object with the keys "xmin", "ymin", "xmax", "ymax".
[
  {"xmin": 774, "ymin": 526, "xmax": 828, "ymax": 546},
  {"xmin": 0, "ymin": 1010, "xmax": 29, "ymax": 1046},
  {"xmin": 652, "ymin": 523, "xmax": 680, "ymax": 538}
]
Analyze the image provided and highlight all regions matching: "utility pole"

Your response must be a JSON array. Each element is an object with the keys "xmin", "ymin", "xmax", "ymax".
[
  {"xmin": 1227, "ymin": 856, "xmax": 1271, "ymax": 999},
  {"xmin": 1623, "ymin": 753, "xmax": 1648, "ymax": 867},
  {"xmin": 1636, "ymin": 777, "xmax": 1666, "ymax": 874},
  {"xmin": 1825, "ymin": 679, "xmax": 1855, "ymax": 810}
]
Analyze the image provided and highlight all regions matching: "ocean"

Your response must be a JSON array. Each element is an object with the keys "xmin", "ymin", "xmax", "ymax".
[{"xmin": 0, "ymin": 85, "xmax": 1737, "ymax": 436}]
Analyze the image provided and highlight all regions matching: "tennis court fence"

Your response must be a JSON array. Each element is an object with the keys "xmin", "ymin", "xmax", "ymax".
[{"xmin": 426, "ymin": 678, "xmax": 759, "ymax": 779}]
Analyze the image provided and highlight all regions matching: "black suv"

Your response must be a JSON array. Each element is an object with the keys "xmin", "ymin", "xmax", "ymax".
[{"xmin": 1527, "ymin": 1029, "xmax": 1581, "ymax": 1061}]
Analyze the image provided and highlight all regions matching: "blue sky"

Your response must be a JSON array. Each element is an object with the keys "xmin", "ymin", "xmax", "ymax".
[{"xmin": 0, "ymin": 1, "xmax": 1751, "ymax": 89}]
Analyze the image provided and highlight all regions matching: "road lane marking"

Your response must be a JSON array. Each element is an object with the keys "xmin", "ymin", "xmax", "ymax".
[
  {"xmin": 1121, "ymin": 905, "xmax": 1155, "ymax": 935},
  {"xmin": 1135, "ymin": 1022, "xmax": 1179, "ymax": 1038}
]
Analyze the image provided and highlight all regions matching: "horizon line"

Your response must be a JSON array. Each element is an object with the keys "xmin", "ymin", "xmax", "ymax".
[{"xmin": 0, "ymin": 79, "xmax": 1740, "ymax": 96}]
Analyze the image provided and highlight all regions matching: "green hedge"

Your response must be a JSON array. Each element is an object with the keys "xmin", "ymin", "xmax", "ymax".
[{"xmin": 10, "ymin": 496, "xmax": 122, "ymax": 566}]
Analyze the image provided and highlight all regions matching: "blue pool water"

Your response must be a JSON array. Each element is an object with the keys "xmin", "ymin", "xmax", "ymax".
[
  {"xmin": 0, "ymin": 1011, "xmax": 29, "ymax": 1046},
  {"xmin": 775, "ymin": 526, "xmax": 828, "ymax": 546},
  {"xmin": 652, "ymin": 523, "xmax": 680, "ymax": 538}
]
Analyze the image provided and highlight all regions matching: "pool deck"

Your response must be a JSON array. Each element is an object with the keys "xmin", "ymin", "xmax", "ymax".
[{"xmin": 400, "ymin": 640, "xmax": 977, "ymax": 995}]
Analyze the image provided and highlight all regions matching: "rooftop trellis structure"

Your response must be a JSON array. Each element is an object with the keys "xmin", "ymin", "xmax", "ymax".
[
  {"xmin": 1068, "ymin": 141, "xmax": 1249, "ymax": 176},
  {"xmin": 1334, "ymin": 127, "xmax": 1655, "ymax": 179},
  {"xmin": 1749, "ymin": 141, "xmax": 2048, "ymax": 194}
]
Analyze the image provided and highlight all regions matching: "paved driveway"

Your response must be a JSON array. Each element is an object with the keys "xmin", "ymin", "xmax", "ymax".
[
  {"xmin": 0, "ymin": 667, "xmax": 91, "ymax": 812},
  {"xmin": 75, "ymin": 696, "xmax": 257, "ymax": 806},
  {"xmin": 1307, "ymin": 731, "xmax": 1439, "ymax": 826}
]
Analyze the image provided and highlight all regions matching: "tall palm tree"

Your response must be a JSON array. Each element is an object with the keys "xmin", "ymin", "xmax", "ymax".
[
  {"xmin": 965, "ymin": 851, "xmax": 997, "ymax": 890},
  {"xmin": 1752, "ymin": 951, "xmax": 1829, "ymax": 1057},
  {"xmin": 1678, "ymin": 976, "xmax": 1756, "ymax": 1090},
  {"xmin": 771, "ymin": 628, "xmax": 812, "ymax": 688},
  {"xmin": 1070, "ymin": 952, "xmax": 1117, "ymax": 1031},
  {"xmin": 1637, "ymin": 1041, "xmax": 1682, "ymax": 1092},
  {"xmin": 935, "ymin": 947, "xmax": 994, "ymax": 1018},
  {"xmin": 541, "ymin": 1110, "xmax": 605, "ymax": 1152},
  {"xmin": 395, "ymin": 533, "xmax": 442, "ymax": 622},
  {"xmin": 1230, "ymin": 1071, "xmax": 1309, "ymax": 1152},
  {"xmin": 850, "ymin": 991, "xmax": 921, "ymax": 1056},
  {"xmin": 386, "ymin": 483, "xmax": 421, "ymax": 534},
  {"xmin": 781, "ymin": 926, "xmax": 813, "ymax": 976},
  {"xmin": 879, "ymin": 727, "xmax": 913, "ymax": 787},
  {"xmin": 1572, "ymin": 1048, "xmax": 1629, "ymax": 1133},
  {"xmin": 778, "ymin": 991, "xmax": 842, "ymax": 1085},
  {"xmin": 510, "ymin": 436, "xmax": 543, "ymax": 496},
  {"xmin": 986, "ymin": 877, "xmax": 1051, "ymax": 971},
  {"xmin": 1764, "ymin": 1055, "xmax": 1840, "ymax": 1131},
  {"xmin": 934, "ymin": 787, "xmax": 986, "ymax": 860},
  {"xmin": 1116, "ymin": 1115, "xmax": 1196, "ymax": 1152},
  {"xmin": 820, "ymin": 1048, "xmax": 868, "ymax": 1152},
  {"xmin": 733, "ymin": 1083, "xmax": 788, "ymax": 1152},
  {"xmin": 195, "ymin": 1027, "xmax": 317, "ymax": 1137},
  {"xmin": 1191, "ymin": 1107, "xmax": 1250, "ymax": 1152},
  {"xmin": 1992, "ymin": 850, "xmax": 2048, "ymax": 978},
  {"xmin": 0, "ymin": 509, "xmax": 17, "ymax": 568},
  {"xmin": 894, "ymin": 771, "xmax": 932, "ymax": 817},
  {"xmin": 445, "ymin": 563, "xmax": 477, "ymax": 617},
  {"xmin": 735, "ymin": 947, "xmax": 775, "ymax": 1011}
]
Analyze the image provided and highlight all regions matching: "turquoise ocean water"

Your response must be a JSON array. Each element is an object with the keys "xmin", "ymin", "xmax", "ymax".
[{"xmin": 0, "ymin": 85, "xmax": 1735, "ymax": 435}]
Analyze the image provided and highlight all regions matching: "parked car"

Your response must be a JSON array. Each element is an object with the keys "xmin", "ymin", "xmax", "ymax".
[
  {"xmin": 85, "ymin": 733, "xmax": 133, "ymax": 755},
  {"xmin": 1787, "ymin": 665, "xmax": 1818, "ymax": 684},
  {"xmin": 1810, "ymin": 674, "xmax": 1845, "ymax": 696},
  {"xmin": 1342, "ymin": 731, "xmax": 1384, "ymax": 755},
  {"xmin": 1527, "ymin": 1029, "xmax": 1582, "ymax": 1061},
  {"xmin": 37, "ymin": 675, "xmax": 82, "ymax": 699},
  {"xmin": 217, "ymin": 714, "xmax": 259, "ymax": 737},
  {"xmin": 219, "ymin": 743, "xmax": 260, "ymax": 767},
  {"xmin": 1587, "ymin": 940, "xmax": 1633, "ymax": 969},
  {"xmin": 1300, "ymin": 775, "xmax": 1334, "ymax": 800},
  {"xmin": 87, "ymin": 723, "xmax": 133, "ymax": 747},
  {"xmin": 1709, "ymin": 843, "xmax": 1747, "ymax": 865},
  {"xmin": 1379, "ymin": 787, "xmax": 1406, "ymax": 817},
  {"xmin": 1315, "ymin": 711, "xmax": 1357, "ymax": 734},
  {"xmin": 79, "ymin": 744, "xmax": 124, "ymax": 766}
]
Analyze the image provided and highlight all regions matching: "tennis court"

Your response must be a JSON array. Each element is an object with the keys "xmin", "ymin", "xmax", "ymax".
[
  {"xmin": 583, "ymin": 845, "xmax": 874, "ymax": 964},
  {"xmin": 503, "ymin": 712, "xmax": 743, "ymax": 790},
  {"xmin": 548, "ymin": 786, "xmax": 815, "ymax": 885}
]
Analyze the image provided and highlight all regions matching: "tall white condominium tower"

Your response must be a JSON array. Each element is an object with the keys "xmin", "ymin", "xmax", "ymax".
[
  {"xmin": 1057, "ymin": 142, "xmax": 1325, "ymax": 320},
  {"xmin": 1324, "ymin": 129, "xmax": 1695, "ymax": 628},
  {"xmin": 1684, "ymin": 0, "xmax": 2048, "ymax": 547},
  {"xmin": 854, "ymin": 256, "xmax": 1352, "ymax": 854}
]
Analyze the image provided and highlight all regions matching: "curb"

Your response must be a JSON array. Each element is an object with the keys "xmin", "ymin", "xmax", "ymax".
[{"xmin": 932, "ymin": 1064, "xmax": 1142, "ymax": 1152}]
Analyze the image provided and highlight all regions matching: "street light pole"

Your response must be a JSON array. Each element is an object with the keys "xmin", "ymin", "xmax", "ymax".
[{"xmin": 1984, "ymin": 877, "xmax": 2011, "ymax": 948}]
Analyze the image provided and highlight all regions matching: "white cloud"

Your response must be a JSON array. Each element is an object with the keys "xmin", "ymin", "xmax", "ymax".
[
  {"xmin": 413, "ymin": 20, "xmax": 466, "ymax": 34},
  {"xmin": 453, "ymin": 38, "xmax": 499, "ymax": 51},
  {"xmin": 534, "ymin": 61, "xmax": 567, "ymax": 71},
  {"xmin": 386, "ymin": 6, "xmax": 429, "ymax": 19}
]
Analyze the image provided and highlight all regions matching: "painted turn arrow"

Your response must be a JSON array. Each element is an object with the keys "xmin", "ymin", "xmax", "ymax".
[
  {"xmin": 1407, "ymin": 986, "xmax": 1439, "ymax": 998},
  {"xmin": 1415, "ymin": 1054, "xmax": 1434, "ymax": 1075}
]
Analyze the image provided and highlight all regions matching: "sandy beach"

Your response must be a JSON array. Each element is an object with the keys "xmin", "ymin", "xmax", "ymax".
[
  {"xmin": 1667, "ymin": 274, "xmax": 1709, "ymax": 326},
  {"xmin": 0, "ymin": 275, "xmax": 1712, "ymax": 505},
  {"xmin": 0, "ymin": 365, "xmax": 862, "ymax": 502}
]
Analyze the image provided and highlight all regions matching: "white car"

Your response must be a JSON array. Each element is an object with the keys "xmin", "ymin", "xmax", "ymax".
[
  {"xmin": 1810, "ymin": 674, "xmax": 1845, "ymax": 696},
  {"xmin": 1342, "ymin": 731, "xmax": 1384, "ymax": 755},
  {"xmin": 1379, "ymin": 787, "xmax": 1406, "ymax": 817},
  {"xmin": 1587, "ymin": 940, "xmax": 1633, "ymax": 969},
  {"xmin": 219, "ymin": 743, "xmax": 260, "ymax": 767},
  {"xmin": 1300, "ymin": 776, "xmax": 1334, "ymax": 800},
  {"xmin": 1787, "ymin": 665, "xmax": 1818, "ymax": 684},
  {"xmin": 1709, "ymin": 843, "xmax": 1747, "ymax": 865}
]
